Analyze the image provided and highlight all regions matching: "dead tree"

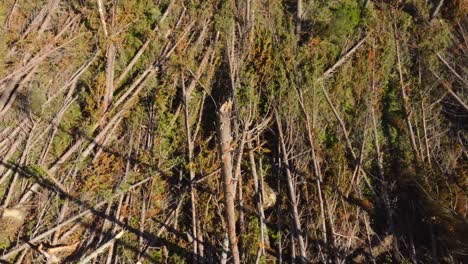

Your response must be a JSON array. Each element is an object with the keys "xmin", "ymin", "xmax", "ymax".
[
  {"xmin": 274, "ymin": 109, "xmax": 307, "ymax": 263},
  {"xmin": 394, "ymin": 23, "xmax": 420, "ymax": 164},
  {"xmin": 182, "ymin": 74, "xmax": 200, "ymax": 263},
  {"xmin": 248, "ymin": 138, "xmax": 267, "ymax": 258},
  {"xmin": 430, "ymin": 0, "xmax": 445, "ymax": 22},
  {"xmin": 96, "ymin": 0, "xmax": 115, "ymax": 111},
  {"xmin": 296, "ymin": 0, "xmax": 303, "ymax": 35},
  {"xmin": 296, "ymin": 87, "xmax": 337, "ymax": 262},
  {"xmin": 217, "ymin": 100, "xmax": 240, "ymax": 264},
  {"xmin": 370, "ymin": 37, "xmax": 401, "ymax": 261},
  {"xmin": 1, "ymin": 177, "xmax": 151, "ymax": 261}
]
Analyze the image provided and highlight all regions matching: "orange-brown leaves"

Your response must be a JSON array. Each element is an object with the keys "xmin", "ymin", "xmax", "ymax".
[
  {"xmin": 79, "ymin": 153, "xmax": 125, "ymax": 196},
  {"xmin": 308, "ymin": 37, "xmax": 322, "ymax": 50},
  {"xmin": 367, "ymin": 48, "xmax": 375, "ymax": 68}
]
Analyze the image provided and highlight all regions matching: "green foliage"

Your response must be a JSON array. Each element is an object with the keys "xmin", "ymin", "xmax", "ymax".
[
  {"xmin": 49, "ymin": 101, "xmax": 82, "ymax": 158},
  {"xmin": 324, "ymin": 0, "xmax": 361, "ymax": 45},
  {"xmin": 169, "ymin": 253, "xmax": 187, "ymax": 264},
  {"xmin": 382, "ymin": 79, "xmax": 404, "ymax": 145},
  {"xmin": 310, "ymin": 0, "xmax": 361, "ymax": 48},
  {"xmin": 242, "ymin": 217, "xmax": 263, "ymax": 261},
  {"xmin": 26, "ymin": 164, "xmax": 48, "ymax": 177},
  {"xmin": 153, "ymin": 111, "xmax": 181, "ymax": 165},
  {"xmin": 79, "ymin": 153, "xmax": 124, "ymax": 200},
  {"xmin": 26, "ymin": 85, "xmax": 46, "ymax": 116},
  {"xmin": 51, "ymin": 130, "xmax": 73, "ymax": 158},
  {"xmin": 0, "ymin": 241, "xmax": 8, "ymax": 250},
  {"xmin": 417, "ymin": 21, "xmax": 451, "ymax": 66},
  {"xmin": 0, "ymin": 1, "xmax": 465, "ymax": 262},
  {"xmin": 214, "ymin": 0, "xmax": 234, "ymax": 35},
  {"xmin": 62, "ymin": 100, "xmax": 83, "ymax": 130},
  {"xmin": 78, "ymin": 73, "xmax": 103, "ymax": 125},
  {"xmin": 117, "ymin": 0, "xmax": 162, "ymax": 69},
  {"xmin": 270, "ymin": 229, "xmax": 282, "ymax": 246},
  {"xmin": 237, "ymin": 29, "xmax": 275, "ymax": 117}
]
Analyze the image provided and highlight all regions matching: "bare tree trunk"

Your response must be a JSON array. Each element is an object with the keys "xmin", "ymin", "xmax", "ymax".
[
  {"xmin": 421, "ymin": 100, "xmax": 432, "ymax": 168},
  {"xmin": 106, "ymin": 195, "xmax": 124, "ymax": 264},
  {"xmin": 296, "ymin": 88, "xmax": 330, "ymax": 253},
  {"xmin": 394, "ymin": 25, "xmax": 420, "ymax": 164},
  {"xmin": 238, "ymin": 158, "xmax": 245, "ymax": 262},
  {"xmin": 137, "ymin": 194, "xmax": 147, "ymax": 261},
  {"xmin": 317, "ymin": 37, "xmax": 367, "ymax": 82},
  {"xmin": 20, "ymin": 0, "xmax": 60, "ymax": 39},
  {"xmin": 114, "ymin": 0, "xmax": 175, "ymax": 87},
  {"xmin": 0, "ymin": 137, "xmax": 22, "ymax": 185},
  {"xmin": 52, "ymin": 200, "xmax": 69, "ymax": 244},
  {"xmin": 291, "ymin": 231, "xmax": 297, "ymax": 262},
  {"xmin": 96, "ymin": 0, "xmax": 108, "ymax": 37},
  {"xmin": 1, "ymin": 177, "xmax": 150, "ymax": 261},
  {"xmin": 257, "ymin": 146, "xmax": 271, "ymax": 248},
  {"xmin": 220, "ymin": 122, "xmax": 248, "ymax": 264},
  {"xmin": 220, "ymin": 231, "xmax": 230, "ymax": 264},
  {"xmin": 274, "ymin": 109, "xmax": 307, "ymax": 263},
  {"xmin": 104, "ymin": 42, "xmax": 115, "ymax": 111},
  {"xmin": 96, "ymin": 0, "xmax": 115, "ymax": 112},
  {"xmin": 248, "ymin": 139, "xmax": 267, "ymax": 257},
  {"xmin": 183, "ymin": 76, "xmax": 199, "ymax": 263},
  {"xmin": 275, "ymin": 148, "xmax": 284, "ymax": 264},
  {"xmin": 2, "ymin": 121, "xmax": 35, "ymax": 208},
  {"xmin": 352, "ymin": 235, "xmax": 395, "ymax": 263},
  {"xmin": 217, "ymin": 100, "xmax": 240, "ymax": 264},
  {"xmin": 430, "ymin": 0, "xmax": 444, "ymax": 22},
  {"xmin": 296, "ymin": 0, "xmax": 303, "ymax": 35},
  {"xmin": 370, "ymin": 38, "xmax": 400, "ymax": 261},
  {"xmin": 363, "ymin": 214, "xmax": 377, "ymax": 264},
  {"xmin": 432, "ymin": 71, "xmax": 468, "ymax": 112},
  {"xmin": 436, "ymin": 53, "xmax": 468, "ymax": 87},
  {"xmin": 79, "ymin": 231, "xmax": 125, "ymax": 264},
  {"xmin": 39, "ymin": 97, "xmax": 76, "ymax": 165},
  {"xmin": 4, "ymin": 0, "xmax": 18, "ymax": 30},
  {"xmin": 38, "ymin": 0, "xmax": 61, "ymax": 34},
  {"xmin": 197, "ymin": 216, "xmax": 204, "ymax": 261}
]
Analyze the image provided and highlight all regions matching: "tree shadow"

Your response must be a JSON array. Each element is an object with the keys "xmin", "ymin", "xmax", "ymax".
[{"xmin": 0, "ymin": 160, "xmax": 217, "ymax": 263}]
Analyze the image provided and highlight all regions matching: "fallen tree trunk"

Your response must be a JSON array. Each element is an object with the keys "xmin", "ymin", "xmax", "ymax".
[
  {"xmin": 0, "ymin": 177, "xmax": 151, "ymax": 261},
  {"xmin": 351, "ymin": 235, "xmax": 394, "ymax": 263}
]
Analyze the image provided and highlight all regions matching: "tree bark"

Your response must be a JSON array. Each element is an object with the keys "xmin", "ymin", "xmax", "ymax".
[
  {"xmin": 371, "ymin": 37, "xmax": 400, "ymax": 262},
  {"xmin": 394, "ymin": 25, "xmax": 420, "ymax": 165},
  {"xmin": 296, "ymin": 0, "xmax": 303, "ymax": 35},
  {"xmin": 1, "ymin": 178, "xmax": 150, "ymax": 261},
  {"xmin": 183, "ymin": 75, "xmax": 199, "ymax": 263},
  {"xmin": 96, "ymin": 0, "xmax": 108, "ymax": 37},
  {"xmin": 430, "ymin": 0, "xmax": 444, "ymax": 22},
  {"xmin": 217, "ymin": 100, "xmax": 240, "ymax": 264},
  {"xmin": 104, "ymin": 42, "xmax": 115, "ymax": 111},
  {"xmin": 296, "ymin": 87, "xmax": 337, "ymax": 262},
  {"xmin": 78, "ymin": 230, "xmax": 125, "ymax": 264},
  {"xmin": 274, "ymin": 109, "xmax": 307, "ymax": 263},
  {"xmin": 248, "ymin": 139, "xmax": 267, "ymax": 257}
]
